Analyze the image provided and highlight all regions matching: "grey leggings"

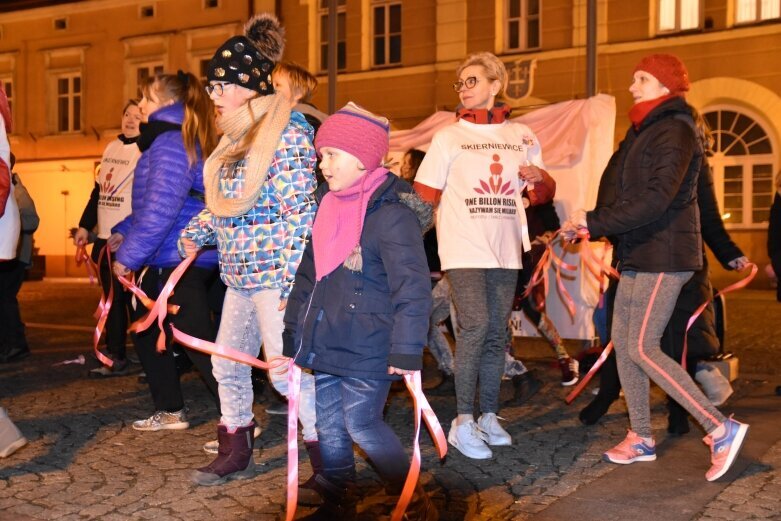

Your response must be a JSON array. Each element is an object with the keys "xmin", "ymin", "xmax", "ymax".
[
  {"xmin": 613, "ymin": 271, "xmax": 726, "ymax": 438},
  {"xmin": 448, "ymin": 268, "xmax": 518, "ymax": 415}
]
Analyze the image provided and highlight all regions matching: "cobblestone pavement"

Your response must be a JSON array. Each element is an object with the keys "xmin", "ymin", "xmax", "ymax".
[{"xmin": 1, "ymin": 281, "xmax": 779, "ymax": 520}]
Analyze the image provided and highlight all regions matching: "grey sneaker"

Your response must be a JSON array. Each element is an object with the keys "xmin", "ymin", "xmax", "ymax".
[
  {"xmin": 132, "ymin": 409, "xmax": 189, "ymax": 431},
  {"xmin": 203, "ymin": 425, "xmax": 262, "ymax": 453}
]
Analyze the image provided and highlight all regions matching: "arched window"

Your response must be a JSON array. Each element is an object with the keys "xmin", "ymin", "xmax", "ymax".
[{"xmin": 703, "ymin": 106, "xmax": 777, "ymax": 229}]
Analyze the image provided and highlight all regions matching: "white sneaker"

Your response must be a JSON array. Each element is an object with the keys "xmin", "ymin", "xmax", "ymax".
[
  {"xmin": 477, "ymin": 413, "xmax": 512, "ymax": 446},
  {"xmin": 447, "ymin": 418, "xmax": 492, "ymax": 459}
]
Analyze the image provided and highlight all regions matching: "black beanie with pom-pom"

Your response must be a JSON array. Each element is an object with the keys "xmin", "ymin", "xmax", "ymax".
[{"xmin": 206, "ymin": 13, "xmax": 285, "ymax": 95}]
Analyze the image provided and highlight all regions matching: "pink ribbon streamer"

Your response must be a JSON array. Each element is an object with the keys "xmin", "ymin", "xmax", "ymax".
[
  {"xmin": 565, "ymin": 341, "xmax": 614, "ymax": 404},
  {"xmin": 119, "ymin": 256, "xmax": 194, "ymax": 352},
  {"xmin": 75, "ymin": 244, "xmax": 98, "ymax": 284},
  {"xmin": 285, "ymin": 360, "xmax": 302, "ymax": 521},
  {"xmin": 681, "ymin": 262, "xmax": 757, "ymax": 370},
  {"xmin": 391, "ymin": 371, "xmax": 448, "ymax": 521},
  {"xmin": 91, "ymin": 245, "xmax": 114, "ymax": 368}
]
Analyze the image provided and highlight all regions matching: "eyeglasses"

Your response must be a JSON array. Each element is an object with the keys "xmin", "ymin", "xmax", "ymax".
[
  {"xmin": 205, "ymin": 82, "xmax": 233, "ymax": 96},
  {"xmin": 453, "ymin": 76, "xmax": 480, "ymax": 92}
]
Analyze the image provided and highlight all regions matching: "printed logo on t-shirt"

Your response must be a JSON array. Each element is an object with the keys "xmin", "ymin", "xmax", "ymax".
[{"xmin": 464, "ymin": 154, "xmax": 518, "ymax": 217}]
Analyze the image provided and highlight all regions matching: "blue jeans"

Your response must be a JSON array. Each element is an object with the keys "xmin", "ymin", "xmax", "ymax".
[
  {"xmin": 315, "ymin": 373, "xmax": 409, "ymax": 490},
  {"xmin": 212, "ymin": 287, "xmax": 317, "ymax": 439}
]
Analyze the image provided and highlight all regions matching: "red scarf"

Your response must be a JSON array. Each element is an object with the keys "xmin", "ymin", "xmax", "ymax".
[
  {"xmin": 628, "ymin": 94, "xmax": 678, "ymax": 129},
  {"xmin": 457, "ymin": 103, "xmax": 511, "ymax": 124},
  {"xmin": 312, "ymin": 168, "xmax": 389, "ymax": 281}
]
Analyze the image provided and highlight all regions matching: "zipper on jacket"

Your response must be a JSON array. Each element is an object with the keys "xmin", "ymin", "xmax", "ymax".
[{"xmin": 294, "ymin": 280, "xmax": 318, "ymax": 361}]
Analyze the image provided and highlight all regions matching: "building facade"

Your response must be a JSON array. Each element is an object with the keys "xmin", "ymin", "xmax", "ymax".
[{"xmin": 1, "ymin": 0, "xmax": 779, "ymax": 286}]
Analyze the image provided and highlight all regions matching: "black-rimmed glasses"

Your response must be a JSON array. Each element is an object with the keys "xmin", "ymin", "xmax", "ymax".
[
  {"xmin": 453, "ymin": 76, "xmax": 479, "ymax": 92},
  {"xmin": 205, "ymin": 82, "xmax": 232, "ymax": 96}
]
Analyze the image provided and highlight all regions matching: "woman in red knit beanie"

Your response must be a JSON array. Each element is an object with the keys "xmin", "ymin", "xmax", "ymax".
[{"xmin": 563, "ymin": 53, "xmax": 749, "ymax": 482}]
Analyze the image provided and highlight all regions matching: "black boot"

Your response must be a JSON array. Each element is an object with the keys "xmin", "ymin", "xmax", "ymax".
[
  {"xmin": 426, "ymin": 373, "xmax": 455, "ymax": 396},
  {"xmin": 503, "ymin": 372, "xmax": 542, "ymax": 406},
  {"xmin": 402, "ymin": 483, "xmax": 439, "ymax": 521},
  {"xmin": 298, "ymin": 440, "xmax": 326, "ymax": 506},
  {"xmin": 298, "ymin": 476, "xmax": 356, "ymax": 521},
  {"xmin": 667, "ymin": 398, "xmax": 690, "ymax": 436},
  {"xmin": 579, "ymin": 351, "xmax": 621, "ymax": 425},
  {"xmin": 191, "ymin": 422, "xmax": 256, "ymax": 486}
]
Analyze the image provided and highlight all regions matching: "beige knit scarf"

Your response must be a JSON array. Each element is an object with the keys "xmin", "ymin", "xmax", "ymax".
[{"xmin": 203, "ymin": 94, "xmax": 291, "ymax": 217}]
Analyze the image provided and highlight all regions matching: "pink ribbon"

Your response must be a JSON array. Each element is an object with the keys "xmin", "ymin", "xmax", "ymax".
[
  {"xmin": 391, "ymin": 371, "xmax": 448, "ymax": 521},
  {"xmin": 119, "ymin": 257, "xmax": 194, "ymax": 352},
  {"xmin": 75, "ymin": 244, "xmax": 99, "ymax": 284},
  {"xmin": 565, "ymin": 341, "xmax": 614, "ymax": 404},
  {"xmin": 91, "ymin": 245, "xmax": 114, "ymax": 368},
  {"xmin": 681, "ymin": 262, "xmax": 757, "ymax": 370},
  {"xmin": 522, "ymin": 231, "xmax": 577, "ymax": 317},
  {"xmin": 285, "ymin": 360, "xmax": 302, "ymax": 521}
]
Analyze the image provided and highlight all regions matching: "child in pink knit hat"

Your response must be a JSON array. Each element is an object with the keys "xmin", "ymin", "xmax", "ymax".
[{"xmin": 282, "ymin": 102, "xmax": 437, "ymax": 519}]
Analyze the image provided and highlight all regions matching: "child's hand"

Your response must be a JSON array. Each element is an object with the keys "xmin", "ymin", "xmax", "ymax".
[
  {"xmin": 180, "ymin": 238, "xmax": 200, "ymax": 257},
  {"xmin": 278, "ymin": 298, "xmax": 287, "ymax": 311},
  {"xmin": 388, "ymin": 366, "xmax": 415, "ymax": 376}
]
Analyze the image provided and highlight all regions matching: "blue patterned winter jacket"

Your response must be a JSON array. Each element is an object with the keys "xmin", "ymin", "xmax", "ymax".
[
  {"xmin": 180, "ymin": 112, "xmax": 317, "ymax": 299},
  {"xmin": 113, "ymin": 103, "xmax": 217, "ymax": 271}
]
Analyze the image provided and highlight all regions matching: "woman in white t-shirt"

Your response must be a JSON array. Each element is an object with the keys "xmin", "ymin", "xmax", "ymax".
[
  {"xmin": 73, "ymin": 101, "xmax": 142, "ymax": 376},
  {"xmin": 414, "ymin": 52, "xmax": 555, "ymax": 460}
]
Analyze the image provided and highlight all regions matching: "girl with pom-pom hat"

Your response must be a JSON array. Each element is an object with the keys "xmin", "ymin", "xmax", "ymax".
[{"xmin": 180, "ymin": 14, "xmax": 322, "ymax": 500}]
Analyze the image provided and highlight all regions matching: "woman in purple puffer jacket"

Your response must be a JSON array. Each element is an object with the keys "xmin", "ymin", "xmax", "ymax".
[{"xmin": 112, "ymin": 71, "xmax": 221, "ymax": 432}]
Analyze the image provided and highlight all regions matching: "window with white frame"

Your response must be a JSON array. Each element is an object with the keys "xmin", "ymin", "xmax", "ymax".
[
  {"xmin": 703, "ymin": 107, "xmax": 776, "ymax": 227},
  {"xmin": 1, "ymin": 78, "xmax": 11, "ymax": 123},
  {"xmin": 658, "ymin": 0, "xmax": 700, "ymax": 32},
  {"xmin": 505, "ymin": 0, "xmax": 540, "ymax": 51},
  {"xmin": 56, "ymin": 73, "xmax": 81, "ymax": 133},
  {"xmin": 319, "ymin": 0, "xmax": 347, "ymax": 72},
  {"xmin": 735, "ymin": 0, "xmax": 781, "ymax": 23},
  {"xmin": 372, "ymin": 2, "xmax": 401, "ymax": 67},
  {"xmin": 134, "ymin": 62, "xmax": 164, "ymax": 99}
]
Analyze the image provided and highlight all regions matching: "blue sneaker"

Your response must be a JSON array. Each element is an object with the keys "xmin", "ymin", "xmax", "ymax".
[
  {"xmin": 704, "ymin": 417, "xmax": 749, "ymax": 481},
  {"xmin": 603, "ymin": 430, "xmax": 656, "ymax": 464}
]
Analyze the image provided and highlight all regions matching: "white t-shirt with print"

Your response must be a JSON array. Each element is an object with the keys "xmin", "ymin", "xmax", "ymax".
[
  {"xmin": 415, "ymin": 119, "xmax": 545, "ymax": 270},
  {"xmin": 96, "ymin": 139, "xmax": 140, "ymax": 239}
]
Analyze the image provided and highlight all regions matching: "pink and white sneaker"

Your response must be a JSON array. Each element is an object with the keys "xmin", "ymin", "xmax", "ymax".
[
  {"xmin": 704, "ymin": 417, "xmax": 749, "ymax": 482},
  {"xmin": 603, "ymin": 430, "xmax": 656, "ymax": 464}
]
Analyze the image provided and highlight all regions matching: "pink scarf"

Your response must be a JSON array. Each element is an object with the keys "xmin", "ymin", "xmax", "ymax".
[{"xmin": 312, "ymin": 167, "xmax": 389, "ymax": 281}]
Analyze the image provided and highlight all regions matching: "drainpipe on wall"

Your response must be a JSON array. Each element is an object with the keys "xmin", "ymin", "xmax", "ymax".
[
  {"xmin": 586, "ymin": 0, "xmax": 597, "ymax": 98},
  {"xmin": 327, "ymin": 0, "xmax": 338, "ymax": 113}
]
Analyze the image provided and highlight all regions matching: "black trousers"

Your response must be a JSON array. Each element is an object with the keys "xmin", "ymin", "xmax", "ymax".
[
  {"xmin": 93, "ymin": 239, "xmax": 131, "ymax": 360},
  {"xmin": 0, "ymin": 259, "xmax": 28, "ymax": 359},
  {"xmin": 131, "ymin": 264, "xmax": 220, "ymax": 413}
]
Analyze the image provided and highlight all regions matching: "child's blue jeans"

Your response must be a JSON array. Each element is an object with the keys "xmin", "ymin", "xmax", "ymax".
[{"xmin": 315, "ymin": 373, "xmax": 409, "ymax": 490}]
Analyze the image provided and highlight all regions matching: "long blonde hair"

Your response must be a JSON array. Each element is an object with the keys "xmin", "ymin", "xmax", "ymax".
[{"xmin": 142, "ymin": 72, "xmax": 218, "ymax": 165}]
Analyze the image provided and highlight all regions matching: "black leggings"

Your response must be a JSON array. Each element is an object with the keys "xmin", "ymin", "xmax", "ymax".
[{"xmin": 131, "ymin": 265, "xmax": 220, "ymax": 413}]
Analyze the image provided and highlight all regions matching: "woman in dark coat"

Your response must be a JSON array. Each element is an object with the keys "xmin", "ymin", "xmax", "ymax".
[
  {"xmin": 769, "ymin": 174, "xmax": 781, "ymax": 302},
  {"xmin": 563, "ymin": 54, "xmax": 747, "ymax": 482}
]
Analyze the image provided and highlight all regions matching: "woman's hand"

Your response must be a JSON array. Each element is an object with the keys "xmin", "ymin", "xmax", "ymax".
[
  {"xmin": 73, "ymin": 227, "xmax": 90, "ymax": 246},
  {"xmin": 561, "ymin": 209, "xmax": 588, "ymax": 242},
  {"xmin": 112, "ymin": 260, "xmax": 130, "ymax": 278},
  {"xmin": 388, "ymin": 366, "xmax": 415, "ymax": 376},
  {"xmin": 107, "ymin": 233, "xmax": 124, "ymax": 252},
  {"xmin": 728, "ymin": 256, "xmax": 750, "ymax": 271},
  {"xmin": 518, "ymin": 164, "xmax": 543, "ymax": 184}
]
